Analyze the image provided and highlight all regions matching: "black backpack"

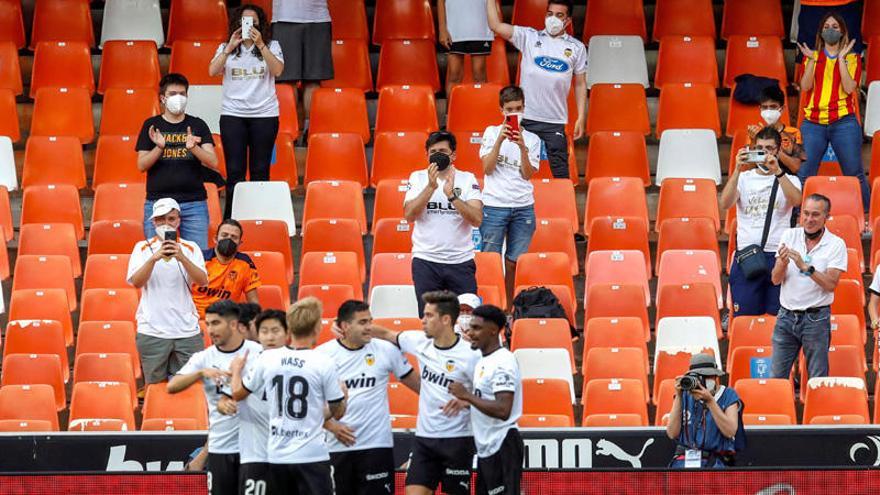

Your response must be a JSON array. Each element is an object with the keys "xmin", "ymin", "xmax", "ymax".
[{"xmin": 511, "ymin": 286, "xmax": 575, "ymax": 337}]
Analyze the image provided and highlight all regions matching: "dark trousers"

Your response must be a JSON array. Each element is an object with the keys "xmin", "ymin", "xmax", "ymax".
[
  {"xmin": 412, "ymin": 257, "xmax": 478, "ymax": 316},
  {"xmin": 220, "ymin": 115, "xmax": 280, "ymax": 218},
  {"xmin": 521, "ymin": 119, "xmax": 569, "ymax": 179}
]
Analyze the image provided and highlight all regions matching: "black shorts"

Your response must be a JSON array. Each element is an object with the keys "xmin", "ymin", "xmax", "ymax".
[
  {"xmin": 239, "ymin": 462, "xmax": 269, "ymax": 495},
  {"xmin": 448, "ymin": 40, "xmax": 492, "ymax": 55},
  {"xmin": 273, "ymin": 21, "xmax": 333, "ymax": 82},
  {"xmin": 207, "ymin": 453, "xmax": 240, "ymax": 495},
  {"xmin": 330, "ymin": 448, "xmax": 395, "ymax": 495},
  {"xmin": 476, "ymin": 429, "xmax": 524, "ymax": 495},
  {"xmin": 406, "ymin": 436, "xmax": 475, "ymax": 495},
  {"xmin": 269, "ymin": 461, "xmax": 332, "ymax": 495}
]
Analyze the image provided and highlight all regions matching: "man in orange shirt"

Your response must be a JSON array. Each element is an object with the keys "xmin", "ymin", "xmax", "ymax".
[{"xmin": 192, "ymin": 219, "xmax": 261, "ymax": 318}]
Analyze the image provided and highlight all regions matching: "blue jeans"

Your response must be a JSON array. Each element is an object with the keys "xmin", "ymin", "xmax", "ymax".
[
  {"xmin": 799, "ymin": 115, "xmax": 869, "ymax": 212},
  {"xmin": 480, "ymin": 205, "xmax": 536, "ymax": 262},
  {"xmin": 143, "ymin": 199, "xmax": 209, "ymax": 250},
  {"xmin": 729, "ymin": 252, "xmax": 781, "ymax": 317},
  {"xmin": 771, "ymin": 306, "xmax": 831, "ymax": 379}
]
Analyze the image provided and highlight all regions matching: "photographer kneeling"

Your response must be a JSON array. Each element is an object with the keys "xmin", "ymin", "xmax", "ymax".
[{"xmin": 666, "ymin": 354, "xmax": 745, "ymax": 468}]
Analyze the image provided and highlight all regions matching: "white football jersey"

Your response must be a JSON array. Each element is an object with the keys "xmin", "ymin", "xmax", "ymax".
[
  {"xmin": 242, "ymin": 347, "xmax": 344, "ymax": 464},
  {"xmin": 397, "ymin": 331, "xmax": 481, "ymax": 438},
  {"xmin": 316, "ymin": 339, "xmax": 414, "ymax": 452},
  {"xmin": 177, "ymin": 339, "xmax": 263, "ymax": 454},
  {"xmin": 238, "ymin": 353, "xmax": 270, "ymax": 464},
  {"xmin": 470, "ymin": 347, "xmax": 522, "ymax": 458}
]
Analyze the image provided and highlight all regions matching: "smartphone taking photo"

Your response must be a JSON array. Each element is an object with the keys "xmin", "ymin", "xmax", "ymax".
[
  {"xmin": 164, "ymin": 230, "xmax": 178, "ymax": 242},
  {"xmin": 505, "ymin": 114, "xmax": 520, "ymax": 134},
  {"xmin": 241, "ymin": 16, "xmax": 254, "ymax": 39}
]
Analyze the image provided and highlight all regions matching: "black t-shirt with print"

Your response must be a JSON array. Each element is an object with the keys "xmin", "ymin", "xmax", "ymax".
[{"xmin": 136, "ymin": 114, "xmax": 214, "ymax": 202}]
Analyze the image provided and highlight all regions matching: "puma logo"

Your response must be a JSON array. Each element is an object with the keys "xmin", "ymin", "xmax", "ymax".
[{"xmin": 595, "ymin": 438, "xmax": 654, "ymax": 468}]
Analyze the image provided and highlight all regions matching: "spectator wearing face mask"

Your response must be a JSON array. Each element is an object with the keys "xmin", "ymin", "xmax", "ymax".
[
  {"xmin": 192, "ymin": 219, "xmax": 262, "ymax": 319},
  {"xmin": 136, "ymin": 73, "xmax": 219, "ymax": 250},
  {"xmin": 797, "ymin": 12, "xmax": 869, "ymax": 212},
  {"xmin": 454, "ymin": 293, "xmax": 482, "ymax": 334},
  {"xmin": 745, "ymin": 85, "xmax": 805, "ymax": 174}
]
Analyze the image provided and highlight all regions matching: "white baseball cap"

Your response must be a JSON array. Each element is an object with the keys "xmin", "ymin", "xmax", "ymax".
[
  {"xmin": 150, "ymin": 198, "xmax": 181, "ymax": 219},
  {"xmin": 457, "ymin": 293, "xmax": 481, "ymax": 309}
]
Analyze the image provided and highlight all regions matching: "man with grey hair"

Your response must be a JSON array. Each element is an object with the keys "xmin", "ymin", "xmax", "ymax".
[{"xmin": 770, "ymin": 193, "xmax": 847, "ymax": 379}]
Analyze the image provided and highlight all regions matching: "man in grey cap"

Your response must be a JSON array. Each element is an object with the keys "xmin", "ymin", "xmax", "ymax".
[
  {"xmin": 127, "ymin": 198, "xmax": 209, "ymax": 384},
  {"xmin": 665, "ymin": 353, "xmax": 745, "ymax": 468}
]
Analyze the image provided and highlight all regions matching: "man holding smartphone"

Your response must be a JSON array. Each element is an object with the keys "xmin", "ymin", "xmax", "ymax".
[
  {"xmin": 479, "ymin": 86, "xmax": 541, "ymax": 308},
  {"xmin": 127, "ymin": 198, "xmax": 209, "ymax": 385}
]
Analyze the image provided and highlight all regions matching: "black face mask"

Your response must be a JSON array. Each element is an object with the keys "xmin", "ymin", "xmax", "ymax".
[
  {"xmin": 429, "ymin": 151, "xmax": 451, "ymax": 171},
  {"xmin": 805, "ymin": 228, "xmax": 824, "ymax": 240},
  {"xmin": 216, "ymin": 238, "xmax": 238, "ymax": 257}
]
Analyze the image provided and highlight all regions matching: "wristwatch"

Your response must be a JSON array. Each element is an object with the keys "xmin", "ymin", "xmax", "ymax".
[
  {"xmin": 775, "ymin": 171, "xmax": 785, "ymax": 178},
  {"xmin": 803, "ymin": 265, "xmax": 816, "ymax": 276},
  {"xmin": 447, "ymin": 192, "xmax": 461, "ymax": 202}
]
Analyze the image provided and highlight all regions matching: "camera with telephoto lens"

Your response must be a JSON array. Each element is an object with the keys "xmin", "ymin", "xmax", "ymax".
[{"xmin": 679, "ymin": 372, "xmax": 706, "ymax": 392}]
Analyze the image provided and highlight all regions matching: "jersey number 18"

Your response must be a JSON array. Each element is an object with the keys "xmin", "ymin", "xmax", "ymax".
[{"xmin": 271, "ymin": 375, "xmax": 310, "ymax": 419}]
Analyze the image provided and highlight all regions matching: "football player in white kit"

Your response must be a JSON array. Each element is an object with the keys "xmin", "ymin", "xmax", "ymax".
[
  {"xmin": 231, "ymin": 297, "xmax": 347, "ymax": 494},
  {"xmin": 449, "ymin": 305, "xmax": 523, "ymax": 495},
  {"xmin": 168, "ymin": 300, "xmax": 263, "ymax": 495},
  {"xmin": 372, "ymin": 290, "xmax": 481, "ymax": 495},
  {"xmin": 317, "ymin": 300, "xmax": 421, "ymax": 494}
]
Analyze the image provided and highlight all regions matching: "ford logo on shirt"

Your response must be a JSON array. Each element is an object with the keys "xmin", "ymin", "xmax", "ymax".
[{"xmin": 534, "ymin": 55, "xmax": 570, "ymax": 73}]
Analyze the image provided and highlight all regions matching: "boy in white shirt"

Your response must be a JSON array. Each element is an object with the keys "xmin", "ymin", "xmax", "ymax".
[{"xmin": 479, "ymin": 85, "xmax": 541, "ymax": 306}]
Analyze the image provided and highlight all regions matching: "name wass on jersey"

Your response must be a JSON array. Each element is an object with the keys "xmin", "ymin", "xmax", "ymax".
[{"xmin": 243, "ymin": 347, "xmax": 344, "ymax": 464}]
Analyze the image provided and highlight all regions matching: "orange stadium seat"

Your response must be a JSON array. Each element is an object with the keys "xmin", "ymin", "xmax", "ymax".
[
  {"xmin": 586, "ymin": 216, "xmax": 652, "ymax": 276},
  {"xmin": 727, "ymin": 315, "xmax": 775, "ymax": 369},
  {"xmin": 371, "ymin": 132, "xmax": 428, "ymax": 186},
  {"xmin": 143, "ymin": 382, "xmax": 209, "ymax": 429},
  {"xmin": 270, "ymin": 133, "xmax": 298, "ymax": 189},
  {"xmin": 92, "ymin": 135, "xmax": 143, "ymax": 187},
  {"xmin": 99, "ymin": 88, "xmax": 160, "ymax": 136},
  {"xmin": 656, "ymin": 83, "xmax": 721, "ymax": 138},
  {"xmin": 533, "ymin": 178, "xmax": 580, "ymax": 234},
  {"xmin": 736, "ymin": 378, "xmax": 796, "ymax": 425},
  {"xmin": 141, "ymin": 418, "xmax": 200, "ymax": 431},
  {"xmin": 256, "ymin": 285, "xmax": 287, "ymax": 310},
  {"xmin": 721, "ymin": 0, "xmax": 784, "ymax": 39},
  {"xmin": 827, "ymin": 215, "xmax": 864, "ymax": 273},
  {"xmin": 274, "ymin": 83, "xmax": 300, "ymax": 140},
  {"xmin": 655, "ymin": 283, "xmax": 721, "ymax": 338},
  {"xmin": 654, "ymin": 36, "xmax": 718, "ymax": 88},
  {"xmin": 372, "ymin": 0, "xmax": 434, "ymax": 45},
  {"xmin": 869, "ymin": 37, "xmax": 880, "ymax": 84},
  {"xmin": 298, "ymin": 285, "xmax": 356, "ymax": 318},
  {"xmin": 0, "ymin": 237, "xmax": 8, "ymax": 280},
  {"xmin": 582, "ymin": 348, "xmax": 649, "ymax": 402},
  {"xmin": 584, "ymin": 177, "xmax": 648, "ymax": 233},
  {"xmin": 0, "ymin": 419, "xmax": 55, "ymax": 432},
  {"xmin": 656, "ymin": 250, "xmax": 722, "ymax": 307},
  {"xmin": 73, "ymin": 353, "xmax": 138, "ymax": 410},
  {"xmin": 92, "ymin": 183, "xmax": 146, "ymax": 224},
  {"xmin": 375, "ymin": 85, "xmax": 439, "ymax": 133},
  {"xmin": 308, "ymin": 89, "xmax": 370, "ymax": 142},
  {"xmin": 31, "ymin": 0, "xmax": 94, "ymax": 48},
  {"xmin": 449, "ymin": 130, "xmax": 486, "ymax": 178},
  {"xmin": 656, "ymin": 178, "xmax": 720, "ymax": 232},
  {"xmin": 376, "ymin": 41, "xmax": 440, "ymax": 92},
  {"xmin": 514, "ymin": 252, "xmax": 574, "ymax": 304},
  {"xmin": 803, "ymin": 378, "xmax": 870, "ymax": 425},
  {"xmin": 584, "ymin": 284, "xmax": 650, "ymax": 341},
  {"xmin": 582, "ymin": 379, "xmax": 649, "ymax": 426},
  {"xmin": 69, "ymin": 382, "xmax": 135, "ymax": 431},
  {"xmin": 656, "ymin": 217, "xmax": 720, "ymax": 272},
  {"xmin": 76, "ymin": 321, "xmax": 141, "ymax": 379},
  {"xmin": 0, "ymin": 385, "xmax": 59, "ymax": 431},
  {"xmin": 728, "ymin": 346, "xmax": 774, "ymax": 388},
  {"xmin": 372, "ymin": 219, "xmax": 413, "ymax": 256},
  {"xmin": 799, "ymin": 345, "xmax": 866, "ymax": 397},
  {"xmin": 585, "ymin": 131, "xmax": 650, "ymax": 186},
  {"xmin": 582, "ymin": 0, "xmax": 646, "ymax": 42},
  {"xmin": 723, "ymin": 36, "xmax": 787, "ymax": 88},
  {"xmin": 0, "ymin": 89, "xmax": 20, "ymax": 142},
  {"xmin": 369, "ymin": 253, "xmax": 414, "ymax": 293},
  {"xmin": 165, "ymin": 0, "xmax": 227, "ymax": 47},
  {"xmin": 238, "ymin": 220, "xmax": 294, "ymax": 284},
  {"xmin": 511, "ymin": 319, "xmax": 575, "ymax": 369},
  {"xmin": 372, "ymin": 179, "xmax": 410, "ymax": 229},
  {"xmin": 1, "ymin": 354, "xmax": 66, "ymax": 410},
  {"xmin": 168, "ymin": 41, "xmax": 223, "ymax": 85},
  {"xmin": 328, "ymin": 0, "xmax": 369, "ymax": 40},
  {"xmin": 653, "ymin": 350, "xmax": 706, "ymax": 405},
  {"xmin": 12, "ymin": 255, "xmax": 76, "ymax": 311},
  {"xmin": 30, "ymin": 87, "xmax": 94, "ymax": 143},
  {"xmin": 30, "ymin": 41, "xmax": 94, "ymax": 98},
  {"xmin": 446, "ymin": 83, "xmax": 504, "ymax": 133},
  {"xmin": 461, "ymin": 37, "xmax": 511, "ymax": 86},
  {"xmin": 3, "ymin": 319, "xmax": 69, "ymax": 379},
  {"xmin": 522, "ymin": 378, "xmax": 574, "ymax": 423},
  {"xmin": 79, "ymin": 288, "xmax": 139, "ymax": 325},
  {"xmin": 0, "ymin": 0, "xmax": 25, "ymax": 49},
  {"xmin": 322, "ymin": 39, "xmax": 372, "ymax": 92},
  {"xmin": 0, "ymin": 41, "xmax": 21, "ymax": 95},
  {"xmin": 18, "ymin": 223, "xmax": 81, "ymax": 278},
  {"xmin": 654, "ymin": 379, "xmax": 677, "ymax": 425},
  {"xmin": 865, "ymin": 1, "xmax": 880, "ymax": 40},
  {"xmin": 303, "ymin": 180, "xmax": 368, "ymax": 234},
  {"xmin": 99, "ymin": 40, "xmax": 161, "ymax": 93},
  {"xmin": 527, "ymin": 218, "xmax": 578, "ymax": 276},
  {"xmin": 87, "ymin": 220, "xmax": 143, "ymax": 257},
  {"xmin": 301, "ymin": 219, "xmax": 366, "ymax": 282},
  {"xmin": 304, "ymin": 133, "xmax": 368, "ymax": 187},
  {"xmin": 21, "ymin": 184, "xmax": 84, "ymax": 239},
  {"xmin": 518, "ymin": 414, "xmax": 573, "ymax": 428},
  {"xmin": 804, "ymin": 176, "xmax": 865, "ymax": 230},
  {"xmin": 475, "ymin": 252, "xmax": 507, "ymax": 310},
  {"xmin": 584, "ymin": 250, "xmax": 650, "ymax": 306},
  {"xmin": 583, "ymin": 317, "xmax": 649, "ymax": 369},
  {"xmin": 832, "ymin": 279, "xmax": 867, "ymax": 331},
  {"xmin": 299, "ymin": 252, "xmax": 363, "ymax": 300},
  {"xmin": 388, "ymin": 382, "xmax": 419, "ymax": 424},
  {"xmin": 652, "ymin": 0, "xmax": 715, "ymax": 41},
  {"xmin": 586, "ymin": 84, "xmax": 650, "ymax": 135},
  {"xmin": 0, "ymin": 187, "xmax": 11, "ymax": 242},
  {"xmin": 22, "ymin": 136, "xmax": 87, "ymax": 189}
]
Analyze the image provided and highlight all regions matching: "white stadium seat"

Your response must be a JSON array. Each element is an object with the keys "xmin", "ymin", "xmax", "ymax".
[
  {"xmin": 185, "ymin": 85, "xmax": 222, "ymax": 134},
  {"xmin": 369, "ymin": 285, "xmax": 419, "ymax": 319},
  {"xmin": 99, "ymin": 0, "xmax": 165, "ymax": 48},
  {"xmin": 514, "ymin": 348, "xmax": 576, "ymax": 403},
  {"xmin": 655, "ymin": 129, "xmax": 721, "ymax": 185},
  {"xmin": 654, "ymin": 316, "xmax": 721, "ymax": 371},
  {"xmin": 587, "ymin": 36, "xmax": 649, "ymax": 88},
  {"xmin": 231, "ymin": 181, "xmax": 297, "ymax": 236},
  {"xmin": 0, "ymin": 136, "xmax": 18, "ymax": 191}
]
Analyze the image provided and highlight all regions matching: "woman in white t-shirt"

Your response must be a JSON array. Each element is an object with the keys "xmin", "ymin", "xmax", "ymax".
[{"xmin": 209, "ymin": 4, "xmax": 284, "ymax": 218}]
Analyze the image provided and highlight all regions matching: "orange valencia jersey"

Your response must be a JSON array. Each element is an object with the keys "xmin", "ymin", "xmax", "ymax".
[{"xmin": 192, "ymin": 250, "xmax": 262, "ymax": 318}]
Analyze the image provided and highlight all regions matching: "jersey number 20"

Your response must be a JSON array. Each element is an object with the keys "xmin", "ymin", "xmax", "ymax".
[{"xmin": 271, "ymin": 375, "xmax": 309, "ymax": 419}]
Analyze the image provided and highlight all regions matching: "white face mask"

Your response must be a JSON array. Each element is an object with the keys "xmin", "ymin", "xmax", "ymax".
[
  {"xmin": 761, "ymin": 108, "xmax": 782, "ymax": 125},
  {"xmin": 456, "ymin": 314, "xmax": 472, "ymax": 333},
  {"xmin": 154, "ymin": 224, "xmax": 175, "ymax": 237},
  {"xmin": 705, "ymin": 378, "xmax": 717, "ymax": 392},
  {"xmin": 545, "ymin": 15, "xmax": 565, "ymax": 36},
  {"xmin": 164, "ymin": 94, "xmax": 187, "ymax": 115}
]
